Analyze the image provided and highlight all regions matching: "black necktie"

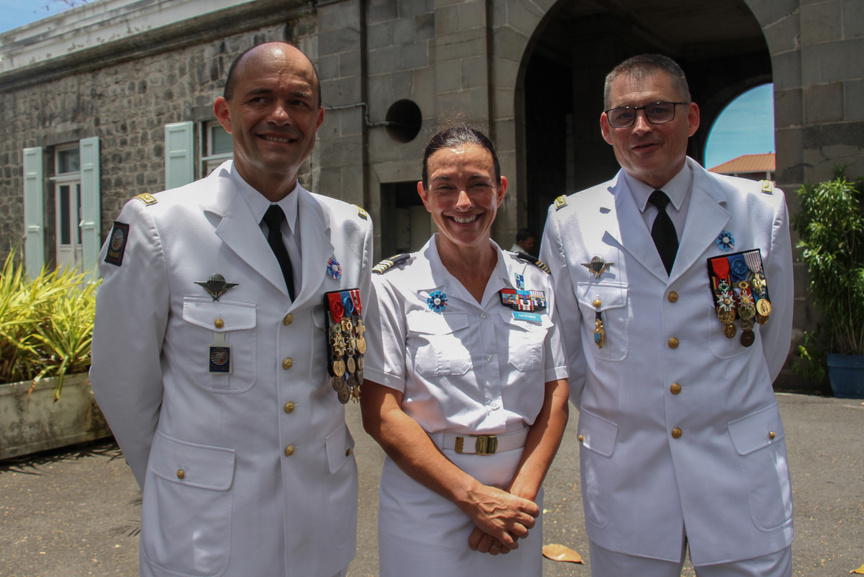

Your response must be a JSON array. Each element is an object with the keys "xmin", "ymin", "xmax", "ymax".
[
  {"xmin": 262, "ymin": 205, "xmax": 295, "ymax": 299},
  {"xmin": 648, "ymin": 190, "xmax": 678, "ymax": 275}
]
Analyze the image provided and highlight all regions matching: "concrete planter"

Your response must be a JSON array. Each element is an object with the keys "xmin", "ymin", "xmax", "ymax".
[{"xmin": 0, "ymin": 373, "xmax": 111, "ymax": 460}]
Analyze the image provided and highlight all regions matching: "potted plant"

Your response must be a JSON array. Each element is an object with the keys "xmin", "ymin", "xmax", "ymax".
[
  {"xmin": 794, "ymin": 167, "xmax": 864, "ymax": 398},
  {"xmin": 0, "ymin": 250, "xmax": 109, "ymax": 460}
]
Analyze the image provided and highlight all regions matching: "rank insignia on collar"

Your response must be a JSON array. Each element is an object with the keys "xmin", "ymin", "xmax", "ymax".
[
  {"xmin": 195, "ymin": 273, "xmax": 239, "ymax": 301},
  {"xmin": 582, "ymin": 256, "xmax": 613, "ymax": 279},
  {"xmin": 134, "ymin": 193, "xmax": 158, "ymax": 206},
  {"xmin": 356, "ymin": 205, "xmax": 369, "ymax": 220}
]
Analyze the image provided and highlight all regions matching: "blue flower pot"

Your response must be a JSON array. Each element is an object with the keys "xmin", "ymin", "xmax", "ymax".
[{"xmin": 826, "ymin": 354, "xmax": 864, "ymax": 399}]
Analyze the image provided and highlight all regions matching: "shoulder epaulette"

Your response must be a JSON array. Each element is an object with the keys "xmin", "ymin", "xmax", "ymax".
[
  {"xmin": 516, "ymin": 252, "xmax": 550, "ymax": 274},
  {"xmin": 554, "ymin": 195, "xmax": 568, "ymax": 210},
  {"xmin": 134, "ymin": 193, "xmax": 158, "ymax": 206},
  {"xmin": 373, "ymin": 253, "xmax": 411, "ymax": 275},
  {"xmin": 759, "ymin": 180, "xmax": 775, "ymax": 194},
  {"xmin": 356, "ymin": 205, "xmax": 369, "ymax": 220}
]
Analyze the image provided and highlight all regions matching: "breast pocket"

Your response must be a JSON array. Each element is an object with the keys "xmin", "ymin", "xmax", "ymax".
[
  {"xmin": 406, "ymin": 310, "xmax": 473, "ymax": 377},
  {"xmin": 707, "ymin": 303, "xmax": 752, "ymax": 360},
  {"xmin": 182, "ymin": 297, "xmax": 257, "ymax": 393},
  {"xmin": 575, "ymin": 282, "xmax": 629, "ymax": 361},
  {"xmin": 500, "ymin": 308, "xmax": 552, "ymax": 373}
]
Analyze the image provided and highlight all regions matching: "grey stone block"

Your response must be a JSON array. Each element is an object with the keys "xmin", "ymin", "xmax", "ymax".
[
  {"xmin": 804, "ymin": 82, "xmax": 843, "ymax": 124},
  {"xmin": 801, "ymin": 38, "xmax": 864, "ymax": 83},
  {"xmin": 763, "ymin": 11, "xmax": 800, "ymax": 54},
  {"xmin": 846, "ymin": 79, "xmax": 864, "ymax": 121},
  {"xmin": 775, "ymin": 87, "xmax": 803, "ymax": 127},
  {"xmin": 844, "ymin": 0, "xmax": 864, "ymax": 38},
  {"xmin": 800, "ymin": 0, "xmax": 842, "ymax": 45}
]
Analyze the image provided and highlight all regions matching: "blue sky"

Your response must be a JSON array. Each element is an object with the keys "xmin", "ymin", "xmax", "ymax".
[
  {"xmin": 705, "ymin": 84, "xmax": 775, "ymax": 169},
  {"xmin": 3, "ymin": 3, "xmax": 774, "ymax": 170},
  {"xmin": 0, "ymin": 0, "xmax": 70, "ymax": 31}
]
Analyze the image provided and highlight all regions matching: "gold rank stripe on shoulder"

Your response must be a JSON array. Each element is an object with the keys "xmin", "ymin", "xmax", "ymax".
[
  {"xmin": 759, "ymin": 180, "xmax": 775, "ymax": 194},
  {"xmin": 516, "ymin": 252, "xmax": 551, "ymax": 274},
  {"xmin": 554, "ymin": 195, "xmax": 568, "ymax": 210},
  {"xmin": 373, "ymin": 253, "xmax": 410, "ymax": 275},
  {"xmin": 356, "ymin": 205, "xmax": 369, "ymax": 220},
  {"xmin": 134, "ymin": 193, "xmax": 158, "ymax": 205}
]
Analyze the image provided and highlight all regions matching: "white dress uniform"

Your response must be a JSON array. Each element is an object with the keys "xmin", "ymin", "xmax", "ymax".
[
  {"xmin": 363, "ymin": 235, "xmax": 569, "ymax": 577},
  {"xmin": 540, "ymin": 157, "xmax": 794, "ymax": 569},
  {"xmin": 90, "ymin": 161, "xmax": 373, "ymax": 577}
]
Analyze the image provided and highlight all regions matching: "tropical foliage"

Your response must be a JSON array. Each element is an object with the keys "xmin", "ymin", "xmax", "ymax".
[
  {"xmin": 0, "ymin": 251, "xmax": 98, "ymax": 399},
  {"xmin": 794, "ymin": 168, "xmax": 864, "ymax": 356}
]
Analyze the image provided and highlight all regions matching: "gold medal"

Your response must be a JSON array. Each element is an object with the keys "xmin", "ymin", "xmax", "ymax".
[
  {"xmin": 717, "ymin": 309, "xmax": 735, "ymax": 324},
  {"xmin": 738, "ymin": 303, "xmax": 756, "ymax": 321},
  {"xmin": 357, "ymin": 356, "xmax": 364, "ymax": 371},
  {"xmin": 756, "ymin": 314, "xmax": 769, "ymax": 325},
  {"xmin": 356, "ymin": 336, "xmax": 367, "ymax": 355},
  {"xmin": 756, "ymin": 299, "xmax": 772, "ymax": 317},
  {"xmin": 593, "ymin": 318, "xmax": 605, "ymax": 349},
  {"xmin": 347, "ymin": 356, "xmax": 356, "ymax": 374},
  {"xmin": 723, "ymin": 323, "xmax": 737, "ymax": 339},
  {"xmin": 332, "ymin": 358, "xmax": 346, "ymax": 377},
  {"xmin": 740, "ymin": 329, "xmax": 755, "ymax": 347}
]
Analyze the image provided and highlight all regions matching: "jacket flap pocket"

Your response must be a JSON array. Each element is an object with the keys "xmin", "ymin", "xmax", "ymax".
[
  {"xmin": 577, "ymin": 410, "xmax": 618, "ymax": 457},
  {"xmin": 728, "ymin": 404, "xmax": 785, "ymax": 456},
  {"xmin": 150, "ymin": 432, "xmax": 236, "ymax": 490},
  {"xmin": 406, "ymin": 310, "xmax": 469, "ymax": 335},
  {"xmin": 325, "ymin": 423, "xmax": 356, "ymax": 474},
  {"xmin": 575, "ymin": 283, "xmax": 627, "ymax": 312},
  {"xmin": 183, "ymin": 298, "xmax": 256, "ymax": 332}
]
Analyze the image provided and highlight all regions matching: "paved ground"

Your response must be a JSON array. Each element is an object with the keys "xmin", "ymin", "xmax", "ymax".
[{"xmin": 1, "ymin": 393, "xmax": 862, "ymax": 577}]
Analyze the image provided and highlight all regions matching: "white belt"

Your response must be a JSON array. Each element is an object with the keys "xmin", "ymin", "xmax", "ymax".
[{"xmin": 430, "ymin": 427, "xmax": 529, "ymax": 455}]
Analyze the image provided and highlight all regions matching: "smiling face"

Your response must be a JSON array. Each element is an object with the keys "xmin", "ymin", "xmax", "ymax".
[
  {"xmin": 600, "ymin": 70, "xmax": 700, "ymax": 190},
  {"xmin": 214, "ymin": 43, "xmax": 324, "ymax": 200},
  {"xmin": 418, "ymin": 143, "xmax": 507, "ymax": 256}
]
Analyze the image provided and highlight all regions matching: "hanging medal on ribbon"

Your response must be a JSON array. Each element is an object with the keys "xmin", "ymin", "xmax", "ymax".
[
  {"xmin": 707, "ymin": 248, "xmax": 772, "ymax": 346},
  {"xmin": 709, "ymin": 257, "xmax": 737, "ymax": 339},
  {"xmin": 324, "ymin": 288, "xmax": 364, "ymax": 403},
  {"xmin": 745, "ymin": 249, "xmax": 772, "ymax": 324}
]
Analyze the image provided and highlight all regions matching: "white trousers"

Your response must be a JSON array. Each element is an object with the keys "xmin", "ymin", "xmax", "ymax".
[{"xmin": 589, "ymin": 541, "xmax": 792, "ymax": 577}]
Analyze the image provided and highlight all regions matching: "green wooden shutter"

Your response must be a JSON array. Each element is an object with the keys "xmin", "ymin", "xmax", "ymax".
[
  {"xmin": 165, "ymin": 121, "xmax": 194, "ymax": 189},
  {"xmin": 22, "ymin": 147, "xmax": 44, "ymax": 278},
  {"xmin": 80, "ymin": 137, "xmax": 101, "ymax": 280}
]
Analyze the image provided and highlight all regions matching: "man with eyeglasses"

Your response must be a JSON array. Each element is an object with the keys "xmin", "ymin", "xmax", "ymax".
[{"xmin": 540, "ymin": 54, "xmax": 794, "ymax": 577}]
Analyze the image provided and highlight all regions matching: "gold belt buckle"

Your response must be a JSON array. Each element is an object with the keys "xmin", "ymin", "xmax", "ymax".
[{"xmin": 454, "ymin": 434, "xmax": 498, "ymax": 455}]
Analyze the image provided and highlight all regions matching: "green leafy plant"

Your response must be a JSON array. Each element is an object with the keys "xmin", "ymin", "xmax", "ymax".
[
  {"xmin": 0, "ymin": 250, "xmax": 98, "ymax": 400},
  {"xmin": 794, "ymin": 167, "xmax": 864, "ymax": 356}
]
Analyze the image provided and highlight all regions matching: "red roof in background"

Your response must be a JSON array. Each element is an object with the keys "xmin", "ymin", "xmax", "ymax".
[{"xmin": 709, "ymin": 153, "xmax": 775, "ymax": 174}]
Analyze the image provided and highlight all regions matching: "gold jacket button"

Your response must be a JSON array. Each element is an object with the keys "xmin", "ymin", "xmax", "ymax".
[
  {"xmin": 671, "ymin": 427, "xmax": 683, "ymax": 439},
  {"xmin": 670, "ymin": 382, "xmax": 682, "ymax": 395},
  {"xmin": 284, "ymin": 445, "xmax": 295, "ymax": 457},
  {"xmin": 769, "ymin": 431, "xmax": 776, "ymax": 440},
  {"xmin": 282, "ymin": 358, "xmax": 294, "ymax": 370},
  {"xmin": 578, "ymin": 434, "xmax": 585, "ymax": 443},
  {"xmin": 345, "ymin": 448, "xmax": 352, "ymax": 457},
  {"xmin": 176, "ymin": 469, "xmax": 185, "ymax": 479},
  {"xmin": 283, "ymin": 313, "xmax": 293, "ymax": 326},
  {"xmin": 214, "ymin": 318, "xmax": 224, "ymax": 329},
  {"xmin": 668, "ymin": 337, "xmax": 679, "ymax": 349},
  {"xmin": 667, "ymin": 291, "xmax": 678, "ymax": 303},
  {"xmin": 284, "ymin": 401, "xmax": 295, "ymax": 414},
  {"xmin": 593, "ymin": 299, "xmax": 602, "ymax": 309}
]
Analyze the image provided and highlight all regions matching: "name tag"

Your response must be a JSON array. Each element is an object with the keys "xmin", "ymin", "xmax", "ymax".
[{"xmin": 513, "ymin": 311, "xmax": 542, "ymax": 323}]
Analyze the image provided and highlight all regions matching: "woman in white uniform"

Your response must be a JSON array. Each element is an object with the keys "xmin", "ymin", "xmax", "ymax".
[{"xmin": 361, "ymin": 126, "xmax": 570, "ymax": 576}]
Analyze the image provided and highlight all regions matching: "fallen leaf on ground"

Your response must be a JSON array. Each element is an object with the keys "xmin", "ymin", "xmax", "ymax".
[
  {"xmin": 850, "ymin": 562, "xmax": 864, "ymax": 574},
  {"xmin": 542, "ymin": 543, "xmax": 583, "ymax": 564}
]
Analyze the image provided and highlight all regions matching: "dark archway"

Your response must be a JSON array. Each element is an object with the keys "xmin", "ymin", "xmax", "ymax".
[{"xmin": 519, "ymin": 0, "xmax": 771, "ymax": 238}]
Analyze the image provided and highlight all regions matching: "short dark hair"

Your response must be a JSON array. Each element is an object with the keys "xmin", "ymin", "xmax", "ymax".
[
  {"xmin": 222, "ymin": 43, "xmax": 322, "ymax": 107},
  {"xmin": 421, "ymin": 125, "xmax": 501, "ymax": 188},
  {"xmin": 516, "ymin": 228, "xmax": 535, "ymax": 243},
  {"xmin": 604, "ymin": 54, "xmax": 691, "ymax": 109}
]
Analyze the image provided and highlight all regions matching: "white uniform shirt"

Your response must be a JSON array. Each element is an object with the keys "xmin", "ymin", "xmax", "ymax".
[{"xmin": 364, "ymin": 235, "xmax": 568, "ymax": 436}]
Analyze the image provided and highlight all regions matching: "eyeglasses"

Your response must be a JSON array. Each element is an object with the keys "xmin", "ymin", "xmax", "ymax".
[{"xmin": 604, "ymin": 102, "xmax": 688, "ymax": 128}]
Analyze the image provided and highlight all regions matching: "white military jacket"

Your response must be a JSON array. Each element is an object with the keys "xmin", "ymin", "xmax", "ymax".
[
  {"xmin": 90, "ymin": 161, "xmax": 373, "ymax": 577},
  {"xmin": 540, "ymin": 158, "xmax": 794, "ymax": 565}
]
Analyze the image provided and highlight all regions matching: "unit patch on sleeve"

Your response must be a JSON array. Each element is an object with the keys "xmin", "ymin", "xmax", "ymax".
[{"xmin": 104, "ymin": 221, "xmax": 130, "ymax": 266}]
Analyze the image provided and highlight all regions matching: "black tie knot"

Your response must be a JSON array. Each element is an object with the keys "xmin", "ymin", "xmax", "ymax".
[
  {"xmin": 649, "ymin": 190, "xmax": 671, "ymax": 210},
  {"xmin": 263, "ymin": 205, "xmax": 286, "ymax": 230}
]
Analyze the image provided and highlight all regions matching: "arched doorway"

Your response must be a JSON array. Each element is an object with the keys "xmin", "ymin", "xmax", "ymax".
[{"xmin": 516, "ymin": 0, "xmax": 772, "ymax": 237}]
